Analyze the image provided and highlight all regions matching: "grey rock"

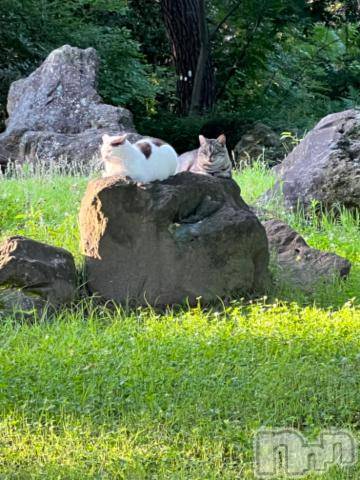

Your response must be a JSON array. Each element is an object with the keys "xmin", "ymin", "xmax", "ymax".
[
  {"xmin": 263, "ymin": 219, "xmax": 351, "ymax": 290},
  {"xmin": 79, "ymin": 172, "xmax": 269, "ymax": 307},
  {"xmin": 0, "ymin": 45, "xmax": 135, "ymax": 169},
  {"xmin": 264, "ymin": 109, "xmax": 360, "ymax": 211},
  {"xmin": 0, "ymin": 236, "xmax": 77, "ymax": 316},
  {"xmin": 233, "ymin": 123, "xmax": 283, "ymax": 167}
]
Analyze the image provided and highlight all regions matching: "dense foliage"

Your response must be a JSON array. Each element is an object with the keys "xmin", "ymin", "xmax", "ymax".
[{"xmin": 0, "ymin": 0, "xmax": 359, "ymax": 145}]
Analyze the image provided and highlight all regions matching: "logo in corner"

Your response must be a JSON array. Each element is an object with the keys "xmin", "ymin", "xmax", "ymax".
[{"xmin": 254, "ymin": 428, "xmax": 357, "ymax": 478}]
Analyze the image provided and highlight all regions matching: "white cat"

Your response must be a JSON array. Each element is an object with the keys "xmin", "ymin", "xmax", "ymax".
[{"xmin": 101, "ymin": 134, "xmax": 178, "ymax": 183}]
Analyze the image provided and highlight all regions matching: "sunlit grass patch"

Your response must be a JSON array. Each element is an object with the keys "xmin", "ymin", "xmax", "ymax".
[
  {"xmin": 0, "ymin": 301, "xmax": 359, "ymax": 478},
  {"xmin": 233, "ymin": 159, "xmax": 276, "ymax": 205}
]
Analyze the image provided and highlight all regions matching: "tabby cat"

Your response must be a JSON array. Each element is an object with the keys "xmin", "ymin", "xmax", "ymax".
[{"xmin": 176, "ymin": 134, "xmax": 232, "ymax": 178}]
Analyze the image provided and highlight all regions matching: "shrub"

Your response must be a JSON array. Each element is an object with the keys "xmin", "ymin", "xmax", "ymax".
[{"xmin": 136, "ymin": 112, "xmax": 256, "ymax": 154}]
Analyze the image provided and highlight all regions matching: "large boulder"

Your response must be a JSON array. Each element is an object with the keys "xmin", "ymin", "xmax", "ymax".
[
  {"xmin": 264, "ymin": 219, "xmax": 351, "ymax": 290},
  {"xmin": 0, "ymin": 45, "xmax": 135, "ymax": 169},
  {"xmin": 79, "ymin": 173, "xmax": 269, "ymax": 307},
  {"xmin": 264, "ymin": 109, "xmax": 360, "ymax": 211},
  {"xmin": 0, "ymin": 236, "xmax": 77, "ymax": 316}
]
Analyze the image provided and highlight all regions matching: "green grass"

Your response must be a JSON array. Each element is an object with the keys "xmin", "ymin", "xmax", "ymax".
[
  {"xmin": 0, "ymin": 164, "xmax": 359, "ymax": 478},
  {"xmin": 0, "ymin": 175, "xmax": 88, "ymax": 262},
  {"xmin": 0, "ymin": 303, "xmax": 360, "ymax": 479},
  {"xmin": 233, "ymin": 161, "xmax": 276, "ymax": 205}
]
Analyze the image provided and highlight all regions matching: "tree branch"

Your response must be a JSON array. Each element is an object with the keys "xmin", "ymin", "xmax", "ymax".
[
  {"xmin": 210, "ymin": 0, "xmax": 243, "ymax": 40},
  {"xmin": 215, "ymin": 2, "xmax": 265, "ymax": 101},
  {"xmin": 215, "ymin": 23, "xmax": 261, "ymax": 100}
]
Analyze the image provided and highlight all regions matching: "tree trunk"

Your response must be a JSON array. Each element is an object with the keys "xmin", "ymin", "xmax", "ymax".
[{"xmin": 161, "ymin": 0, "xmax": 215, "ymax": 115}]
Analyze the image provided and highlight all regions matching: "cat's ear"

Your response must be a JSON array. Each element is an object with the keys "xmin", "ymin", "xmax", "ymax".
[
  {"xmin": 110, "ymin": 134, "xmax": 127, "ymax": 147},
  {"xmin": 217, "ymin": 134, "xmax": 226, "ymax": 146},
  {"xmin": 199, "ymin": 135, "xmax": 207, "ymax": 146}
]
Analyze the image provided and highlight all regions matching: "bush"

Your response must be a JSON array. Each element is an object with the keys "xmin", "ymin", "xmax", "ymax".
[{"xmin": 136, "ymin": 112, "xmax": 255, "ymax": 154}]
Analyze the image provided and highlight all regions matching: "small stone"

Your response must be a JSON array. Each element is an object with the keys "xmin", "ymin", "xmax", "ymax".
[
  {"xmin": 0, "ymin": 236, "xmax": 77, "ymax": 317},
  {"xmin": 233, "ymin": 123, "xmax": 283, "ymax": 167},
  {"xmin": 263, "ymin": 219, "xmax": 351, "ymax": 291}
]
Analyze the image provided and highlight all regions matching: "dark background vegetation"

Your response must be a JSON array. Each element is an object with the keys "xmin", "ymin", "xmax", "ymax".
[{"xmin": 0, "ymin": 0, "xmax": 359, "ymax": 153}]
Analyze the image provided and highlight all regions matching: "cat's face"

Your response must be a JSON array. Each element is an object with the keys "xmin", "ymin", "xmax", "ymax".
[
  {"xmin": 101, "ymin": 133, "xmax": 129, "ymax": 161},
  {"xmin": 198, "ymin": 134, "xmax": 229, "ymax": 169},
  {"xmin": 198, "ymin": 134, "xmax": 226, "ymax": 159}
]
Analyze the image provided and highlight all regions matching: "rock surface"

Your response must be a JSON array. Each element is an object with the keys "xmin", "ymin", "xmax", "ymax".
[
  {"xmin": 0, "ymin": 45, "xmax": 135, "ymax": 169},
  {"xmin": 264, "ymin": 109, "xmax": 360, "ymax": 211},
  {"xmin": 79, "ymin": 173, "xmax": 269, "ymax": 307},
  {"xmin": 0, "ymin": 236, "xmax": 77, "ymax": 315},
  {"xmin": 233, "ymin": 123, "xmax": 283, "ymax": 167},
  {"xmin": 263, "ymin": 219, "xmax": 351, "ymax": 290},
  {"xmin": 0, "ymin": 289, "xmax": 49, "ymax": 318}
]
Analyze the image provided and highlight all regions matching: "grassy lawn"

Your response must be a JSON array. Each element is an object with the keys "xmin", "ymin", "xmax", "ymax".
[{"xmin": 0, "ymin": 164, "xmax": 359, "ymax": 479}]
